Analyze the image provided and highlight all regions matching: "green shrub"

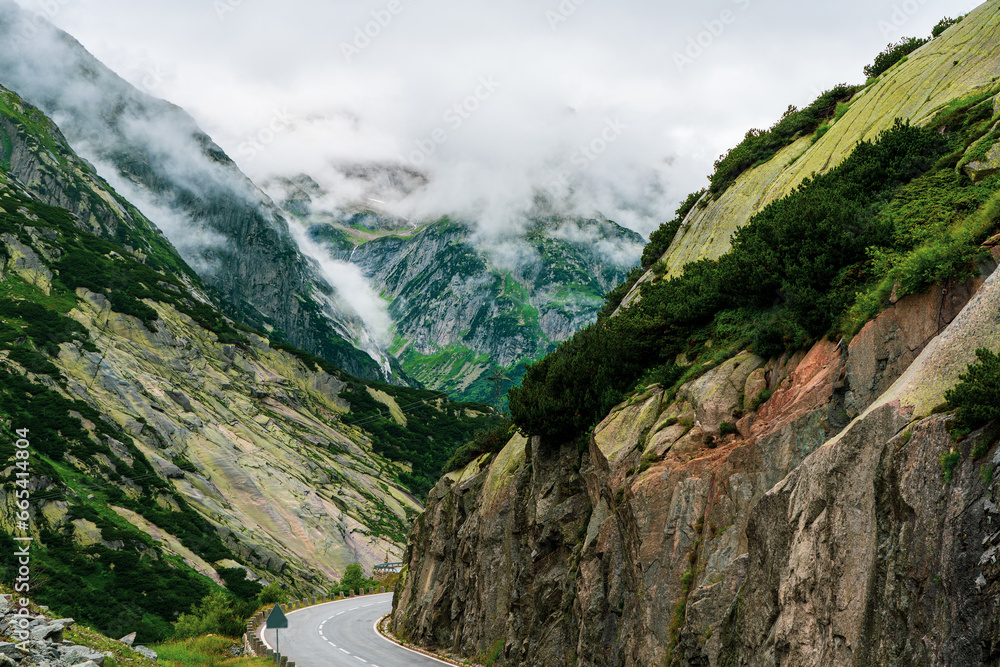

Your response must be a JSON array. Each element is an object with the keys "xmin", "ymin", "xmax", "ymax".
[
  {"xmin": 833, "ymin": 102, "xmax": 851, "ymax": 123},
  {"xmin": 719, "ymin": 421, "xmax": 738, "ymax": 437},
  {"xmin": 172, "ymin": 455, "xmax": 199, "ymax": 473},
  {"xmin": 945, "ymin": 349, "xmax": 1000, "ymax": 432},
  {"xmin": 932, "ymin": 16, "xmax": 963, "ymax": 38},
  {"xmin": 812, "ymin": 123, "xmax": 831, "ymax": 144},
  {"xmin": 329, "ymin": 563, "xmax": 378, "ymax": 596},
  {"xmin": 173, "ymin": 583, "xmax": 288, "ymax": 642},
  {"xmin": 216, "ymin": 567, "xmax": 263, "ymax": 600},
  {"xmin": 173, "ymin": 591, "xmax": 246, "ymax": 640},
  {"xmin": 484, "ymin": 639, "xmax": 505, "ymax": 667},
  {"xmin": 6, "ymin": 346, "xmax": 60, "ymax": 376},
  {"xmin": 750, "ymin": 389, "xmax": 773, "ymax": 411},
  {"xmin": 511, "ymin": 121, "xmax": 947, "ymax": 444},
  {"xmin": 709, "ymin": 85, "xmax": 860, "ymax": 196},
  {"xmin": 940, "ymin": 451, "xmax": 961, "ymax": 483},
  {"xmin": 864, "ymin": 37, "xmax": 928, "ymax": 79},
  {"xmin": 444, "ymin": 419, "xmax": 514, "ymax": 473}
]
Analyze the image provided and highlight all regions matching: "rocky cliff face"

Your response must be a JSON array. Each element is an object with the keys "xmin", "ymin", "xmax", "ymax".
[
  {"xmin": 723, "ymin": 260, "xmax": 1000, "ymax": 666},
  {"xmin": 392, "ymin": 255, "xmax": 1000, "ymax": 665},
  {"xmin": 390, "ymin": 3, "xmax": 1000, "ymax": 663},
  {"xmin": 0, "ymin": 2, "xmax": 393, "ymax": 381}
]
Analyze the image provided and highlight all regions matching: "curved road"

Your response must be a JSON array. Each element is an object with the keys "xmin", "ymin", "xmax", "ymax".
[{"xmin": 259, "ymin": 593, "xmax": 448, "ymax": 667}]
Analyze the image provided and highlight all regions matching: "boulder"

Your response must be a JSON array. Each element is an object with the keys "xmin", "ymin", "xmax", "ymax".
[
  {"xmin": 14, "ymin": 641, "xmax": 58, "ymax": 660},
  {"xmin": 146, "ymin": 454, "xmax": 186, "ymax": 480},
  {"xmin": 678, "ymin": 352, "xmax": 766, "ymax": 431},
  {"xmin": 61, "ymin": 646, "xmax": 105, "ymax": 666},
  {"xmin": 743, "ymin": 367, "xmax": 769, "ymax": 412},
  {"xmin": 29, "ymin": 623, "xmax": 64, "ymax": 643},
  {"xmin": 117, "ymin": 632, "xmax": 136, "ymax": 647},
  {"xmin": 164, "ymin": 390, "xmax": 193, "ymax": 412},
  {"xmin": 0, "ymin": 644, "xmax": 22, "ymax": 661},
  {"xmin": 132, "ymin": 645, "xmax": 157, "ymax": 661},
  {"xmin": 963, "ymin": 140, "xmax": 1000, "ymax": 183}
]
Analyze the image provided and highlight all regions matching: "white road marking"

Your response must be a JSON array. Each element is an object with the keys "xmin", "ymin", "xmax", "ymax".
[
  {"xmin": 372, "ymin": 615, "xmax": 455, "ymax": 665},
  {"xmin": 256, "ymin": 594, "xmax": 399, "ymax": 662}
]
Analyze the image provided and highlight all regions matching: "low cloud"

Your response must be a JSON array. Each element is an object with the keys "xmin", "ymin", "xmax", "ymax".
[
  {"xmin": 287, "ymin": 220, "xmax": 394, "ymax": 350},
  {"xmin": 90, "ymin": 157, "xmax": 232, "ymax": 275},
  {"xmin": 29, "ymin": 0, "xmax": 979, "ymax": 240}
]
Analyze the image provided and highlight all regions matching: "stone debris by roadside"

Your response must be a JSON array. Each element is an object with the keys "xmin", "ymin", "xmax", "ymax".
[{"xmin": 0, "ymin": 595, "xmax": 156, "ymax": 667}]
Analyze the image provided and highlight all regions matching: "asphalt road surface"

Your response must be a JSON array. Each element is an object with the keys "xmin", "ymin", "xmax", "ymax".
[{"xmin": 260, "ymin": 593, "xmax": 449, "ymax": 667}]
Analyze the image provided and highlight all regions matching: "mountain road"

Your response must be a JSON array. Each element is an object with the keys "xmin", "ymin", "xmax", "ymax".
[{"xmin": 259, "ymin": 593, "xmax": 450, "ymax": 667}]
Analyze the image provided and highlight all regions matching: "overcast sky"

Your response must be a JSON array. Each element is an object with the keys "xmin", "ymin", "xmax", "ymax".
[{"xmin": 14, "ymin": 0, "xmax": 982, "ymax": 237}]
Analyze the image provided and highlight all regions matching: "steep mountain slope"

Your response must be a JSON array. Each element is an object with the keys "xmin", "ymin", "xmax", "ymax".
[
  {"xmin": 391, "ymin": 3, "xmax": 1000, "ymax": 665},
  {"xmin": 354, "ymin": 217, "xmax": 641, "ymax": 404},
  {"xmin": 628, "ymin": 1, "xmax": 1000, "ymax": 294},
  {"xmin": 272, "ymin": 175, "xmax": 643, "ymax": 403},
  {"xmin": 0, "ymin": 1, "xmax": 394, "ymax": 381},
  {"xmin": 0, "ymin": 87, "xmax": 497, "ymax": 643}
]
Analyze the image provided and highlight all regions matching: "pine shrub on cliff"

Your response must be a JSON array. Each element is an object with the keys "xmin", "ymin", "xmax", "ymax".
[
  {"xmin": 945, "ymin": 349, "xmax": 1000, "ymax": 434},
  {"xmin": 863, "ymin": 37, "xmax": 928, "ymax": 79},
  {"xmin": 511, "ymin": 120, "xmax": 954, "ymax": 441},
  {"xmin": 708, "ymin": 84, "xmax": 860, "ymax": 197},
  {"xmin": 640, "ymin": 189, "xmax": 705, "ymax": 269}
]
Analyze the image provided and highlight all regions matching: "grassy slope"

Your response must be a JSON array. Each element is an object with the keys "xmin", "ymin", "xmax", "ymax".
[
  {"xmin": 511, "ymin": 19, "xmax": 1000, "ymax": 442},
  {"xmin": 660, "ymin": 1, "xmax": 1000, "ymax": 277},
  {"xmin": 0, "ymin": 88, "xmax": 500, "ymax": 643}
]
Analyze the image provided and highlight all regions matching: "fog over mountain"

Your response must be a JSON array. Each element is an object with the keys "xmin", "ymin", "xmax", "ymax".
[{"xmin": 15, "ymin": 0, "xmax": 977, "ymax": 238}]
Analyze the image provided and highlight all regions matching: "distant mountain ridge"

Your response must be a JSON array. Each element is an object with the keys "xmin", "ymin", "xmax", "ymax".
[
  {"xmin": 0, "ymin": 0, "xmax": 396, "ymax": 381},
  {"xmin": 268, "ymin": 172, "xmax": 644, "ymax": 403},
  {"xmin": 0, "ymin": 82, "xmax": 500, "ymax": 642}
]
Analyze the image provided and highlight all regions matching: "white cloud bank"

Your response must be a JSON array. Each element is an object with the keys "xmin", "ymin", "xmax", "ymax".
[{"xmin": 18, "ymin": 0, "xmax": 981, "ymax": 238}]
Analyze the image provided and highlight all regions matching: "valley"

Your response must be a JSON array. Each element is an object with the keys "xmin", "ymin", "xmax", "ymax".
[{"xmin": 0, "ymin": 1, "xmax": 999, "ymax": 666}]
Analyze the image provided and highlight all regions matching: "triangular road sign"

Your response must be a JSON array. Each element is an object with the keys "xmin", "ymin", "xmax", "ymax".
[{"xmin": 265, "ymin": 604, "xmax": 288, "ymax": 629}]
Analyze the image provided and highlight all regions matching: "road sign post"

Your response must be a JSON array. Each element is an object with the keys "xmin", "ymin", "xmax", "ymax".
[{"xmin": 266, "ymin": 604, "xmax": 288, "ymax": 667}]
